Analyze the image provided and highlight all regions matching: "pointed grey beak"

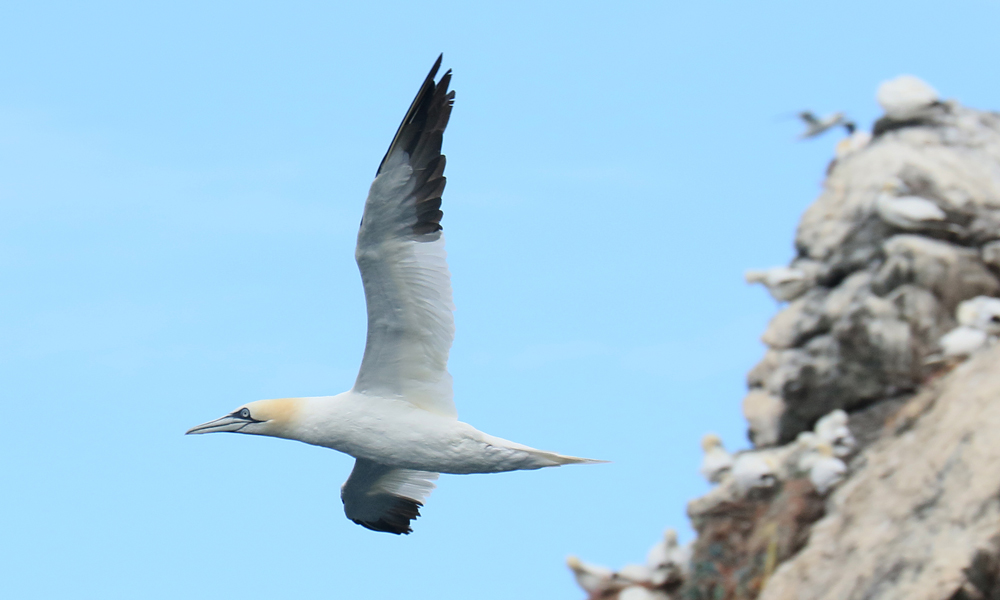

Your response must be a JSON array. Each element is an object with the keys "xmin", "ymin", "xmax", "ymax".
[{"xmin": 186, "ymin": 415, "xmax": 249, "ymax": 435}]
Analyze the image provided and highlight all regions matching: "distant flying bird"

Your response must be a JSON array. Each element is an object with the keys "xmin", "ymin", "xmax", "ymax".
[
  {"xmin": 796, "ymin": 111, "xmax": 851, "ymax": 139},
  {"xmin": 187, "ymin": 56, "xmax": 602, "ymax": 535}
]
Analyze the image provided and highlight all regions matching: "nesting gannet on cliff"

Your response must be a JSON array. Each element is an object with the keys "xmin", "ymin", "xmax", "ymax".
[
  {"xmin": 796, "ymin": 111, "xmax": 849, "ymax": 139},
  {"xmin": 939, "ymin": 326, "xmax": 989, "ymax": 358},
  {"xmin": 744, "ymin": 265, "xmax": 816, "ymax": 303},
  {"xmin": 699, "ymin": 434, "xmax": 734, "ymax": 484},
  {"xmin": 187, "ymin": 56, "xmax": 602, "ymax": 535},
  {"xmin": 566, "ymin": 556, "xmax": 615, "ymax": 595},
  {"xmin": 813, "ymin": 409, "xmax": 855, "ymax": 458},
  {"xmin": 807, "ymin": 442, "xmax": 846, "ymax": 494},
  {"xmin": 732, "ymin": 452, "xmax": 777, "ymax": 494},
  {"xmin": 876, "ymin": 75, "xmax": 940, "ymax": 121},
  {"xmin": 956, "ymin": 296, "xmax": 1000, "ymax": 334},
  {"xmin": 875, "ymin": 177, "xmax": 958, "ymax": 234},
  {"xmin": 646, "ymin": 528, "xmax": 690, "ymax": 586}
]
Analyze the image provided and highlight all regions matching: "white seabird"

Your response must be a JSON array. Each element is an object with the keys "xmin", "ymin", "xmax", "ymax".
[
  {"xmin": 956, "ymin": 296, "xmax": 1000, "ymax": 334},
  {"xmin": 796, "ymin": 111, "xmax": 849, "ymax": 139},
  {"xmin": 566, "ymin": 556, "xmax": 615, "ymax": 595},
  {"xmin": 813, "ymin": 409, "xmax": 855, "ymax": 458},
  {"xmin": 807, "ymin": 442, "xmax": 846, "ymax": 494},
  {"xmin": 699, "ymin": 433, "xmax": 734, "ymax": 484},
  {"xmin": 732, "ymin": 452, "xmax": 777, "ymax": 494},
  {"xmin": 187, "ymin": 56, "xmax": 602, "ymax": 535},
  {"xmin": 875, "ymin": 177, "xmax": 957, "ymax": 233},
  {"xmin": 646, "ymin": 528, "xmax": 689, "ymax": 586},
  {"xmin": 744, "ymin": 266, "xmax": 813, "ymax": 303},
  {"xmin": 939, "ymin": 326, "xmax": 990, "ymax": 358},
  {"xmin": 876, "ymin": 75, "xmax": 940, "ymax": 121}
]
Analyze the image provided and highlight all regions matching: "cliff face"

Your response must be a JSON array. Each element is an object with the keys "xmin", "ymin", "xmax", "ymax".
[
  {"xmin": 568, "ymin": 77, "xmax": 1000, "ymax": 600},
  {"xmin": 759, "ymin": 344, "xmax": 1000, "ymax": 600}
]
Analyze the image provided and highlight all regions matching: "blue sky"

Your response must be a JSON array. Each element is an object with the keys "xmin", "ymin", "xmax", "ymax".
[{"xmin": 3, "ymin": 1, "xmax": 1000, "ymax": 598}]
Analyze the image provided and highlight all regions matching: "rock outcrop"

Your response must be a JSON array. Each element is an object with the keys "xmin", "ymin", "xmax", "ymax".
[{"xmin": 568, "ymin": 76, "xmax": 1000, "ymax": 600}]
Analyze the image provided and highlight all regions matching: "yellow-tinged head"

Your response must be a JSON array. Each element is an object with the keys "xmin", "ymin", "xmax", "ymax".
[
  {"xmin": 701, "ymin": 433, "xmax": 723, "ymax": 453},
  {"xmin": 186, "ymin": 398, "xmax": 303, "ymax": 438}
]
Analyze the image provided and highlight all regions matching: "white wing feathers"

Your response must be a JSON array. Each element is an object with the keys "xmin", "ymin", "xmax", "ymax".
[
  {"xmin": 341, "ymin": 458, "xmax": 439, "ymax": 535},
  {"xmin": 353, "ymin": 56, "xmax": 457, "ymax": 418}
]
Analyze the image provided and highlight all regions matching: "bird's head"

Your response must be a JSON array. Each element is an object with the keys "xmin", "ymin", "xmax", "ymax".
[
  {"xmin": 186, "ymin": 398, "xmax": 302, "ymax": 438},
  {"xmin": 701, "ymin": 433, "xmax": 723, "ymax": 453}
]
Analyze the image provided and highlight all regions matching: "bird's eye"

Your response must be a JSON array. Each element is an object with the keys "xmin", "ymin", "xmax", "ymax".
[
  {"xmin": 239, "ymin": 408, "xmax": 251, "ymax": 419},
  {"xmin": 991, "ymin": 315, "xmax": 1000, "ymax": 323}
]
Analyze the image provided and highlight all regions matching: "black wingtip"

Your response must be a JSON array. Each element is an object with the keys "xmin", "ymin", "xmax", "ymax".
[
  {"xmin": 376, "ymin": 55, "xmax": 451, "ymax": 176},
  {"xmin": 352, "ymin": 498, "xmax": 424, "ymax": 535}
]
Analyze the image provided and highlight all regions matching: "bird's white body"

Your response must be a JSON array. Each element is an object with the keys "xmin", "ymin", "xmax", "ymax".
[
  {"xmin": 940, "ymin": 325, "xmax": 990, "ymax": 358},
  {"xmin": 808, "ymin": 449, "xmax": 847, "ymax": 494},
  {"xmin": 566, "ymin": 556, "xmax": 615, "ymax": 594},
  {"xmin": 877, "ymin": 75, "xmax": 940, "ymax": 120},
  {"xmin": 796, "ymin": 111, "xmax": 848, "ymax": 139},
  {"xmin": 732, "ymin": 452, "xmax": 776, "ymax": 494},
  {"xmin": 956, "ymin": 296, "xmax": 1000, "ymax": 335},
  {"xmin": 813, "ymin": 409, "xmax": 855, "ymax": 458},
  {"xmin": 279, "ymin": 393, "xmax": 575, "ymax": 474},
  {"xmin": 699, "ymin": 434, "xmax": 734, "ymax": 484},
  {"xmin": 745, "ymin": 266, "xmax": 814, "ymax": 303},
  {"xmin": 187, "ymin": 57, "xmax": 601, "ymax": 534}
]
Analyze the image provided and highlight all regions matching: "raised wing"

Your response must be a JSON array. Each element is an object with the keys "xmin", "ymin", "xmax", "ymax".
[
  {"xmin": 341, "ymin": 458, "xmax": 438, "ymax": 535},
  {"xmin": 353, "ymin": 55, "xmax": 457, "ymax": 418}
]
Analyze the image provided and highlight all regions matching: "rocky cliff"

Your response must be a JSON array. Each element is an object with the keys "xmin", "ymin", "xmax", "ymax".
[{"xmin": 567, "ymin": 76, "xmax": 1000, "ymax": 600}]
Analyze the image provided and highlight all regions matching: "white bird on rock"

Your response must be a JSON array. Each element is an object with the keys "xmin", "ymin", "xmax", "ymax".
[
  {"xmin": 875, "ymin": 178, "xmax": 957, "ymax": 234},
  {"xmin": 646, "ymin": 528, "xmax": 690, "ymax": 586},
  {"xmin": 813, "ymin": 409, "xmax": 855, "ymax": 458},
  {"xmin": 808, "ymin": 442, "xmax": 846, "ymax": 494},
  {"xmin": 699, "ymin": 434, "xmax": 734, "ymax": 484},
  {"xmin": 939, "ymin": 326, "xmax": 990, "ymax": 358},
  {"xmin": 956, "ymin": 296, "xmax": 1000, "ymax": 335},
  {"xmin": 744, "ymin": 266, "xmax": 814, "ymax": 303},
  {"xmin": 186, "ymin": 56, "xmax": 602, "ymax": 535},
  {"xmin": 567, "ymin": 556, "xmax": 615, "ymax": 595},
  {"xmin": 732, "ymin": 452, "xmax": 777, "ymax": 494},
  {"xmin": 877, "ymin": 75, "xmax": 940, "ymax": 121}
]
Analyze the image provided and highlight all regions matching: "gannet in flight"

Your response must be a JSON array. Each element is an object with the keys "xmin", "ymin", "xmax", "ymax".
[
  {"xmin": 187, "ymin": 56, "xmax": 602, "ymax": 535},
  {"xmin": 796, "ymin": 111, "xmax": 850, "ymax": 139}
]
